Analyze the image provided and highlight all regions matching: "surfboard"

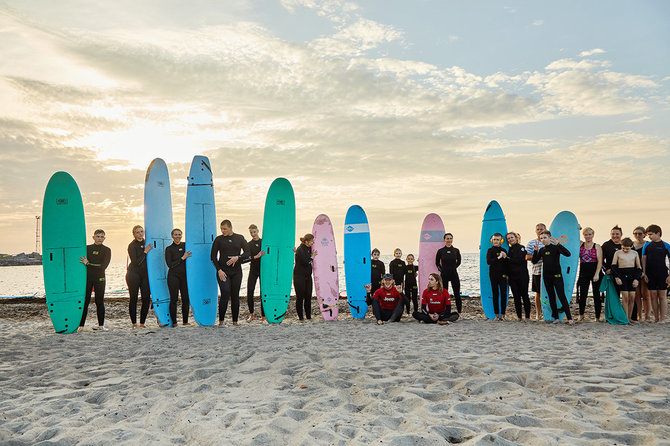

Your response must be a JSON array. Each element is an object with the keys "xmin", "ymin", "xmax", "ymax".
[
  {"xmin": 185, "ymin": 156, "xmax": 218, "ymax": 326},
  {"xmin": 540, "ymin": 211, "xmax": 580, "ymax": 322},
  {"xmin": 418, "ymin": 213, "xmax": 445, "ymax": 298},
  {"xmin": 312, "ymin": 214, "xmax": 339, "ymax": 321},
  {"xmin": 344, "ymin": 205, "xmax": 371, "ymax": 319},
  {"xmin": 42, "ymin": 171, "xmax": 86, "ymax": 334},
  {"xmin": 479, "ymin": 200, "xmax": 508, "ymax": 320},
  {"xmin": 261, "ymin": 178, "xmax": 296, "ymax": 324},
  {"xmin": 144, "ymin": 158, "xmax": 173, "ymax": 326}
]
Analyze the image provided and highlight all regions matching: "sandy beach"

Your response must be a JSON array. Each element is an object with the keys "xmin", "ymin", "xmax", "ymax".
[{"xmin": 1, "ymin": 298, "xmax": 669, "ymax": 445}]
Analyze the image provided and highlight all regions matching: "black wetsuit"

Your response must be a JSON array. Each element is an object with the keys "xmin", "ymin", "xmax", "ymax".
[
  {"xmin": 210, "ymin": 233, "xmax": 251, "ymax": 323},
  {"xmin": 389, "ymin": 258, "xmax": 406, "ymax": 286},
  {"xmin": 435, "ymin": 245, "xmax": 462, "ymax": 313},
  {"xmin": 126, "ymin": 239, "xmax": 151, "ymax": 325},
  {"xmin": 643, "ymin": 241, "xmax": 670, "ymax": 290},
  {"xmin": 293, "ymin": 243, "xmax": 313, "ymax": 320},
  {"xmin": 601, "ymin": 240, "xmax": 622, "ymax": 274},
  {"xmin": 165, "ymin": 242, "xmax": 189, "ymax": 325},
  {"xmin": 487, "ymin": 246, "xmax": 508, "ymax": 316},
  {"xmin": 371, "ymin": 259, "xmax": 385, "ymax": 294},
  {"xmin": 247, "ymin": 238, "xmax": 264, "ymax": 317},
  {"xmin": 404, "ymin": 264, "xmax": 418, "ymax": 313},
  {"xmin": 80, "ymin": 243, "xmax": 111, "ymax": 327},
  {"xmin": 507, "ymin": 244, "xmax": 530, "ymax": 319},
  {"xmin": 533, "ymin": 243, "xmax": 572, "ymax": 320}
]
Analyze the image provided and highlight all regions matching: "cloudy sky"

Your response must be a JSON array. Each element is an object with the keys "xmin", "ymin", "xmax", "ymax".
[{"xmin": 1, "ymin": 0, "xmax": 669, "ymax": 261}]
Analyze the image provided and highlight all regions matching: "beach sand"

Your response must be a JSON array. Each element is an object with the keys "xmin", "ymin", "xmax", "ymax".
[{"xmin": 1, "ymin": 298, "xmax": 669, "ymax": 445}]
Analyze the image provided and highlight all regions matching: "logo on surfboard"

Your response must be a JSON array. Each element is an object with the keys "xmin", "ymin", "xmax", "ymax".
[{"xmin": 346, "ymin": 225, "xmax": 354, "ymax": 232}]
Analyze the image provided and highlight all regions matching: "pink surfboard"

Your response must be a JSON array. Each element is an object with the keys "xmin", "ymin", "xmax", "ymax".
[
  {"xmin": 418, "ymin": 213, "xmax": 445, "ymax": 302},
  {"xmin": 312, "ymin": 214, "xmax": 339, "ymax": 321}
]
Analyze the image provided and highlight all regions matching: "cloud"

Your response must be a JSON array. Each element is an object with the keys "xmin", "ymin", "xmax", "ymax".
[
  {"xmin": 579, "ymin": 48, "xmax": 606, "ymax": 57},
  {"xmin": 280, "ymin": 0, "xmax": 359, "ymax": 23},
  {"xmin": 311, "ymin": 18, "xmax": 404, "ymax": 57},
  {"xmin": 532, "ymin": 19, "xmax": 544, "ymax": 26}
]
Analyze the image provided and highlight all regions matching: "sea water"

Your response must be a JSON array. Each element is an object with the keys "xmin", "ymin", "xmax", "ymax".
[{"xmin": 0, "ymin": 254, "xmax": 485, "ymax": 298}]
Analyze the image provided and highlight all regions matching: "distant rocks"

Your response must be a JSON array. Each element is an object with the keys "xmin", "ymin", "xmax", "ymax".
[{"xmin": 0, "ymin": 252, "xmax": 42, "ymax": 266}]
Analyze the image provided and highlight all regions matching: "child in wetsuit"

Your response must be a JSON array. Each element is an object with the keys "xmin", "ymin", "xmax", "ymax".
[
  {"xmin": 486, "ymin": 233, "xmax": 508, "ymax": 320},
  {"xmin": 642, "ymin": 224, "xmax": 670, "ymax": 323},
  {"xmin": 79, "ymin": 229, "xmax": 111, "ymax": 331},
  {"xmin": 389, "ymin": 248, "xmax": 406, "ymax": 288},
  {"xmin": 370, "ymin": 248, "xmax": 385, "ymax": 295},
  {"xmin": 611, "ymin": 237, "xmax": 642, "ymax": 322},
  {"xmin": 532, "ymin": 230, "xmax": 574, "ymax": 325},
  {"xmin": 404, "ymin": 254, "xmax": 418, "ymax": 314}
]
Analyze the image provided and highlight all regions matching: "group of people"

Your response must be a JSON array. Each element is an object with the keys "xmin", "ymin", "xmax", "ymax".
[
  {"xmin": 75, "ymin": 219, "xmax": 669, "ymax": 331},
  {"xmin": 484, "ymin": 223, "xmax": 670, "ymax": 325}
]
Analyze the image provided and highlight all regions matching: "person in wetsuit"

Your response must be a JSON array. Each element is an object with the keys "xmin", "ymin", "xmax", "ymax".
[
  {"xmin": 294, "ymin": 233, "xmax": 316, "ymax": 321},
  {"xmin": 370, "ymin": 248, "xmax": 385, "ymax": 295},
  {"xmin": 412, "ymin": 273, "xmax": 459, "ymax": 324},
  {"xmin": 526, "ymin": 223, "xmax": 547, "ymax": 320},
  {"xmin": 611, "ymin": 237, "xmax": 642, "ymax": 322},
  {"xmin": 642, "ymin": 224, "xmax": 670, "ymax": 323},
  {"xmin": 576, "ymin": 227, "xmax": 603, "ymax": 322},
  {"xmin": 404, "ymin": 254, "xmax": 418, "ymax": 314},
  {"xmin": 532, "ymin": 230, "xmax": 574, "ymax": 325},
  {"xmin": 165, "ymin": 228, "xmax": 191, "ymax": 327},
  {"xmin": 365, "ymin": 274, "xmax": 407, "ymax": 325},
  {"xmin": 246, "ymin": 224, "xmax": 265, "ymax": 322},
  {"xmin": 602, "ymin": 226, "xmax": 623, "ymax": 276},
  {"xmin": 389, "ymin": 248, "xmax": 406, "ymax": 288},
  {"xmin": 506, "ymin": 232, "xmax": 530, "ymax": 320},
  {"xmin": 487, "ymin": 233, "xmax": 508, "ymax": 320},
  {"xmin": 210, "ymin": 220, "xmax": 251, "ymax": 326},
  {"xmin": 79, "ymin": 229, "xmax": 111, "ymax": 331},
  {"xmin": 435, "ymin": 233, "xmax": 462, "ymax": 313},
  {"xmin": 632, "ymin": 226, "xmax": 651, "ymax": 322},
  {"xmin": 127, "ymin": 225, "xmax": 152, "ymax": 328}
]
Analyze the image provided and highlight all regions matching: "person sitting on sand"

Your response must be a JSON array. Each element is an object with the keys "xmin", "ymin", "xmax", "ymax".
[
  {"xmin": 365, "ymin": 274, "xmax": 407, "ymax": 325},
  {"xmin": 611, "ymin": 237, "xmax": 642, "ymax": 322},
  {"xmin": 412, "ymin": 273, "xmax": 459, "ymax": 324},
  {"xmin": 532, "ymin": 230, "xmax": 574, "ymax": 325}
]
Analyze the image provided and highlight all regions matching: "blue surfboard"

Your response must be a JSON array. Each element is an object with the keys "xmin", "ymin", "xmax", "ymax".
[
  {"xmin": 144, "ymin": 158, "xmax": 173, "ymax": 326},
  {"xmin": 343, "ymin": 205, "xmax": 371, "ymax": 319},
  {"xmin": 540, "ymin": 211, "xmax": 580, "ymax": 322},
  {"xmin": 479, "ymin": 200, "xmax": 508, "ymax": 320},
  {"xmin": 185, "ymin": 156, "xmax": 218, "ymax": 326}
]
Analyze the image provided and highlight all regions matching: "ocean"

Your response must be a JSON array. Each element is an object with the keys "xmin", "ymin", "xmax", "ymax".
[{"xmin": 0, "ymin": 254, "xmax": 484, "ymax": 298}]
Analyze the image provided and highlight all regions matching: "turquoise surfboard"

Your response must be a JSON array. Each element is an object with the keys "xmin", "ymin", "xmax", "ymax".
[
  {"xmin": 144, "ymin": 158, "xmax": 173, "ymax": 326},
  {"xmin": 185, "ymin": 156, "xmax": 218, "ymax": 326},
  {"xmin": 42, "ymin": 172, "xmax": 86, "ymax": 333},
  {"xmin": 343, "ymin": 205, "xmax": 371, "ymax": 319},
  {"xmin": 261, "ymin": 178, "xmax": 296, "ymax": 324},
  {"xmin": 540, "ymin": 211, "xmax": 580, "ymax": 322},
  {"xmin": 479, "ymin": 200, "xmax": 508, "ymax": 320}
]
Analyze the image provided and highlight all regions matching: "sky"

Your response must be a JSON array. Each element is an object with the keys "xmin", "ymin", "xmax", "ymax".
[{"xmin": 1, "ymin": 0, "xmax": 669, "ymax": 263}]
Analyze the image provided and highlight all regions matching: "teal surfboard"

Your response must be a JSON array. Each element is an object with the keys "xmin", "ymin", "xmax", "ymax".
[
  {"xmin": 540, "ymin": 211, "xmax": 580, "ymax": 322},
  {"xmin": 261, "ymin": 178, "xmax": 296, "ymax": 324},
  {"xmin": 343, "ymin": 205, "xmax": 371, "ymax": 318},
  {"xmin": 42, "ymin": 172, "xmax": 86, "ymax": 333},
  {"xmin": 185, "ymin": 156, "xmax": 218, "ymax": 326},
  {"xmin": 479, "ymin": 200, "xmax": 508, "ymax": 320},
  {"xmin": 144, "ymin": 158, "xmax": 173, "ymax": 326}
]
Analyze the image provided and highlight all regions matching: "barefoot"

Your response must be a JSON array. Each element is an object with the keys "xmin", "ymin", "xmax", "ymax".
[
  {"xmin": 568, "ymin": 319, "xmax": 575, "ymax": 326},
  {"xmin": 247, "ymin": 313, "xmax": 255, "ymax": 322},
  {"xmin": 132, "ymin": 323, "xmax": 138, "ymax": 329},
  {"xmin": 218, "ymin": 321, "xmax": 225, "ymax": 326},
  {"xmin": 437, "ymin": 320, "xmax": 449, "ymax": 325},
  {"xmin": 139, "ymin": 323, "xmax": 145, "ymax": 328},
  {"xmin": 552, "ymin": 319, "xmax": 559, "ymax": 324},
  {"xmin": 232, "ymin": 322, "xmax": 239, "ymax": 326},
  {"xmin": 261, "ymin": 317, "xmax": 267, "ymax": 323},
  {"xmin": 377, "ymin": 320, "xmax": 383, "ymax": 325},
  {"xmin": 577, "ymin": 315, "xmax": 584, "ymax": 322},
  {"xmin": 182, "ymin": 322, "xmax": 191, "ymax": 326}
]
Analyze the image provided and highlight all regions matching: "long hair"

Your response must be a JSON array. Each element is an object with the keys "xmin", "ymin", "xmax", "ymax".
[{"xmin": 429, "ymin": 272, "xmax": 443, "ymax": 293}]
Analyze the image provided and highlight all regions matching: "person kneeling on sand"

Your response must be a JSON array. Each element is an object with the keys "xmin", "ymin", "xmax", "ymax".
[
  {"xmin": 365, "ymin": 274, "xmax": 407, "ymax": 325},
  {"xmin": 412, "ymin": 273, "xmax": 459, "ymax": 325}
]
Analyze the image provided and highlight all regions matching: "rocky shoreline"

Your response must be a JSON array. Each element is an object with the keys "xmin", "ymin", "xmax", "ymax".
[{"xmin": 0, "ymin": 252, "xmax": 42, "ymax": 266}]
